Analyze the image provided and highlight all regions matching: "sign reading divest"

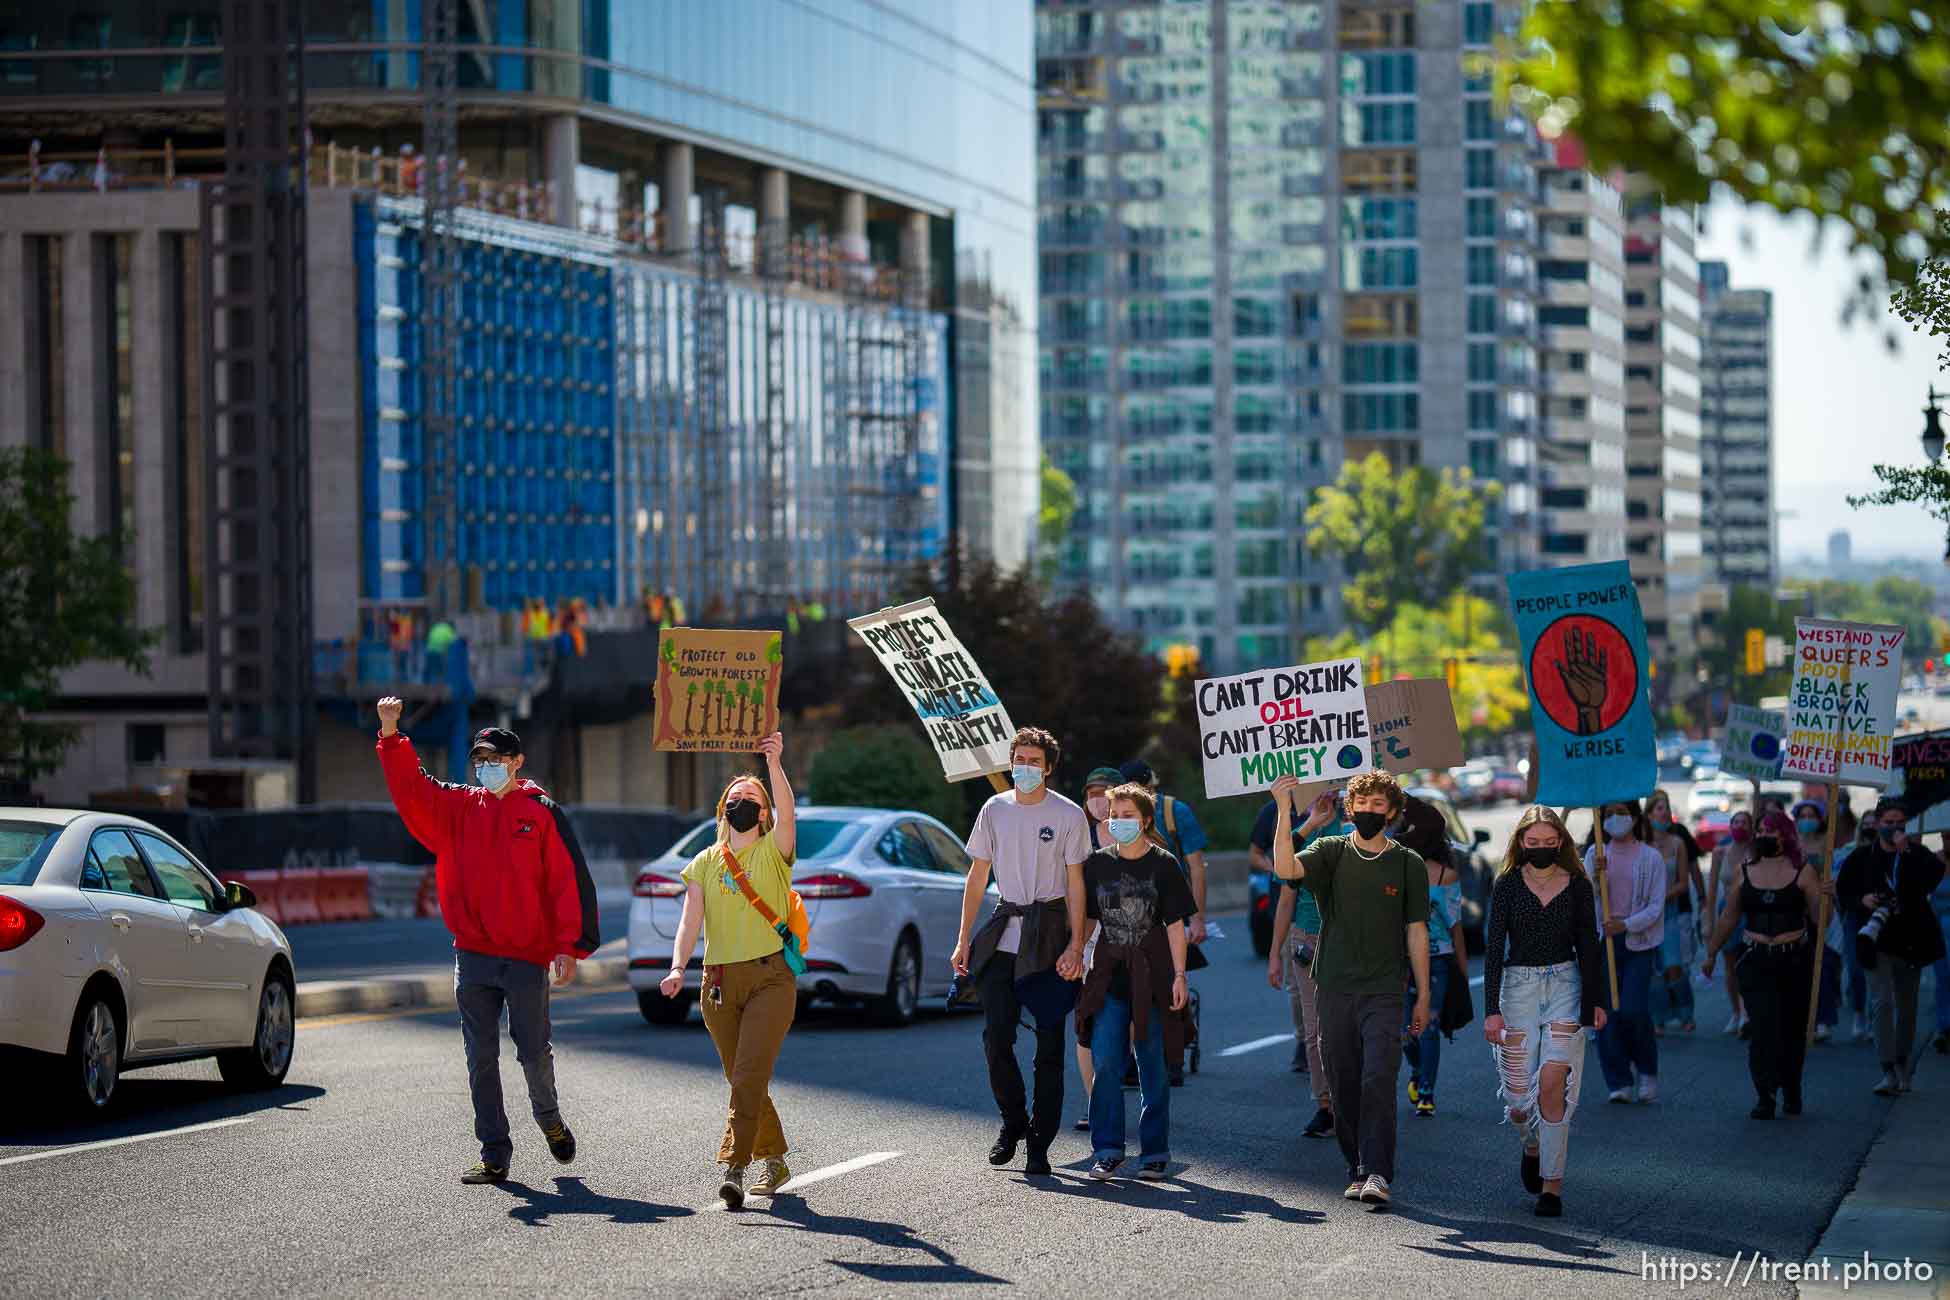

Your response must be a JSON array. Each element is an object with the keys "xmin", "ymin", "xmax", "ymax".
[
  {"xmin": 1891, "ymin": 729, "xmax": 1950, "ymax": 833},
  {"xmin": 1508, "ymin": 560, "xmax": 1655, "ymax": 808},
  {"xmin": 1780, "ymin": 618, "xmax": 1905, "ymax": 787},
  {"xmin": 1719, "ymin": 703, "xmax": 1786, "ymax": 782},
  {"xmin": 1195, "ymin": 657, "xmax": 1372, "ymax": 799},
  {"xmin": 848, "ymin": 597, "xmax": 1015, "ymax": 782},
  {"xmin": 653, "ymin": 628, "xmax": 783, "ymax": 753}
]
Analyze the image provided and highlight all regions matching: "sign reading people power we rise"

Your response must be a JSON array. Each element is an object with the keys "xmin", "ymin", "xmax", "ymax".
[
  {"xmin": 848, "ymin": 597, "xmax": 1015, "ymax": 782},
  {"xmin": 1194, "ymin": 657, "xmax": 1372, "ymax": 799},
  {"xmin": 1781, "ymin": 618, "xmax": 1905, "ymax": 787},
  {"xmin": 1508, "ymin": 560, "xmax": 1656, "ymax": 808}
]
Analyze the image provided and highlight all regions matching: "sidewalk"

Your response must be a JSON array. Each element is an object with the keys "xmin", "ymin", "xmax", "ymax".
[{"xmin": 1801, "ymin": 1048, "xmax": 1950, "ymax": 1300}]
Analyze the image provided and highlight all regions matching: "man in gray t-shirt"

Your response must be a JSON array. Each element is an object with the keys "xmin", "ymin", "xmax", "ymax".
[{"xmin": 950, "ymin": 726, "xmax": 1088, "ymax": 1173}]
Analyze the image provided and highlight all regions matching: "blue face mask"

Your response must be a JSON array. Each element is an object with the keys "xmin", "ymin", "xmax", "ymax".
[
  {"xmin": 475, "ymin": 762, "xmax": 510, "ymax": 791},
  {"xmin": 1796, "ymin": 817, "xmax": 1819, "ymax": 837},
  {"xmin": 1106, "ymin": 817, "xmax": 1143, "ymax": 845},
  {"xmin": 1011, "ymin": 764, "xmax": 1044, "ymax": 795}
]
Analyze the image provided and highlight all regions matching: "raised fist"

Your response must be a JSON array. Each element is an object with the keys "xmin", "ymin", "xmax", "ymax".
[{"xmin": 377, "ymin": 696, "xmax": 404, "ymax": 736}]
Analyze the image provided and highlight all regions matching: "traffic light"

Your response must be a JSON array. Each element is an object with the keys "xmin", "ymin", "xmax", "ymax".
[
  {"xmin": 1368, "ymin": 656, "xmax": 1385, "ymax": 684},
  {"xmin": 1744, "ymin": 627, "xmax": 1765, "ymax": 676},
  {"xmin": 1649, "ymin": 660, "xmax": 1658, "ymax": 680},
  {"xmin": 1164, "ymin": 643, "xmax": 1201, "ymax": 678},
  {"xmin": 1444, "ymin": 657, "xmax": 1460, "ymax": 694},
  {"xmin": 1929, "ymin": 657, "xmax": 1938, "ymax": 675}
]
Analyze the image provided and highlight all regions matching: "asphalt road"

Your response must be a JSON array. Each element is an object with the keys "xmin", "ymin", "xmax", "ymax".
[
  {"xmin": 6, "ymin": 910, "xmax": 1934, "ymax": 1300},
  {"xmin": 285, "ymin": 905, "xmax": 631, "ymax": 983}
]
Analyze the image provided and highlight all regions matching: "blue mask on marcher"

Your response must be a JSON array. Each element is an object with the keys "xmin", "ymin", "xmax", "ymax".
[
  {"xmin": 475, "ymin": 762, "xmax": 510, "ymax": 791},
  {"xmin": 1796, "ymin": 817, "xmax": 1819, "ymax": 836},
  {"xmin": 1011, "ymin": 764, "xmax": 1044, "ymax": 794},
  {"xmin": 1107, "ymin": 817, "xmax": 1143, "ymax": 845}
]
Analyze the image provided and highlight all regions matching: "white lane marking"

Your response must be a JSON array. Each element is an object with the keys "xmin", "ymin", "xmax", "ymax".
[
  {"xmin": 0, "ymin": 1117, "xmax": 255, "ymax": 1169},
  {"xmin": 1220, "ymin": 1032, "xmax": 1294, "ymax": 1058},
  {"xmin": 698, "ymin": 1151, "xmax": 902, "ymax": 1211}
]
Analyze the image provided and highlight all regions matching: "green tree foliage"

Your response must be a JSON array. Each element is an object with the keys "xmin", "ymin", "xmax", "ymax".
[
  {"xmin": 1302, "ymin": 453, "xmax": 1501, "ymax": 636},
  {"xmin": 807, "ymin": 726, "xmax": 967, "ymax": 834},
  {"xmin": 1504, "ymin": 3, "xmax": 1950, "ymax": 301},
  {"xmin": 1785, "ymin": 575, "xmax": 1949, "ymax": 655},
  {"xmin": 1305, "ymin": 595, "xmax": 1531, "ymax": 745},
  {"xmin": 839, "ymin": 542, "xmax": 1165, "ymax": 827},
  {"xmin": 1852, "ymin": 254, "xmax": 1950, "ymax": 519},
  {"xmin": 0, "ymin": 449, "xmax": 157, "ymax": 781},
  {"xmin": 1037, "ymin": 455, "xmax": 1078, "ymax": 586},
  {"xmin": 1704, "ymin": 583, "xmax": 1801, "ymax": 702}
]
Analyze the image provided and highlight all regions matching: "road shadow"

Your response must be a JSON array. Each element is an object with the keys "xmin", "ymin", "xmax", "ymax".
[
  {"xmin": 1019, "ymin": 1167, "xmax": 1326, "ymax": 1228},
  {"xmin": 738, "ymin": 1194, "xmax": 1006, "ymax": 1286},
  {"xmin": 0, "ymin": 1079, "xmax": 327, "ymax": 1145},
  {"xmin": 494, "ymin": 1175, "xmax": 695, "ymax": 1228},
  {"xmin": 1387, "ymin": 1202, "xmax": 1625, "ymax": 1273}
]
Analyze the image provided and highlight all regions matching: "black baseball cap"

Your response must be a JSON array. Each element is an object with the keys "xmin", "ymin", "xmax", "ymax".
[
  {"xmin": 1119, "ymin": 759, "xmax": 1156, "ymax": 786},
  {"xmin": 470, "ymin": 726, "xmax": 523, "ymax": 758}
]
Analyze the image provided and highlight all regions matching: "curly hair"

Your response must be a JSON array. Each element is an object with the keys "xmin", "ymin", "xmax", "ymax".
[
  {"xmin": 1009, "ymin": 726, "xmax": 1060, "ymax": 771},
  {"xmin": 1343, "ymin": 769, "xmax": 1404, "ymax": 813}
]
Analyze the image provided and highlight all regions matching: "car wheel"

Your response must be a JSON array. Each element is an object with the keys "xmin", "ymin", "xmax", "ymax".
[
  {"xmin": 65, "ymin": 987, "xmax": 123, "ymax": 1116},
  {"xmin": 219, "ymin": 965, "xmax": 296, "ymax": 1090},
  {"xmin": 637, "ymin": 990, "xmax": 693, "ymax": 1026},
  {"xmin": 870, "ymin": 932, "xmax": 922, "ymax": 1027}
]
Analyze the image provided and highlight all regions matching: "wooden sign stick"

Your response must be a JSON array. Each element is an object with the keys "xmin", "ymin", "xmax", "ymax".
[
  {"xmin": 1593, "ymin": 806, "xmax": 1621, "ymax": 1008},
  {"xmin": 986, "ymin": 771, "xmax": 1010, "ymax": 794},
  {"xmin": 1806, "ymin": 779, "xmax": 1841, "ymax": 1046}
]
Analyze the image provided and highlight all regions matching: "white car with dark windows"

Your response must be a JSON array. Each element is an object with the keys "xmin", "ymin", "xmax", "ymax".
[
  {"xmin": 627, "ymin": 806, "xmax": 985, "ymax": 1028},
  {"xmin": 0, "ymin": 809, "xmax": 296, "ymax": 1114}
]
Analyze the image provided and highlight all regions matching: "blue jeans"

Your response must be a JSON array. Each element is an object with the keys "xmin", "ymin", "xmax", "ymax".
[
  {"xmin": 1649, "ymin": 904, "xmax": 1697, "ymax": 1025},
  {"xmin": 1493, "ymin": 961, "xmax": 1588, "ymax": 1182},
  {"xmin": 1597, "ymin": 940, "xmax": 1659, "ymax": 1091},
  {"xmin": 1089, "ymin": 995, "xmax": 1169, "ymax": 1164},
  {"xmin": 454, "ymin": 950, "xmax": 561, "ymax": 1167},
  {"xmin": 1402, "ymin": 958, "xmax": 1453, "ymax": 1095}
]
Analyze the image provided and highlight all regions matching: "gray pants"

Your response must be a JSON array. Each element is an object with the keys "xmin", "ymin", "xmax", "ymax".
[
  {"xmin": 456, "ymin": 950, "xmax": 561, "ymax": 1166},
  {"xmin": 1282, "ymin": 930, "xmax": 1330, "ymax": 1107},
  {"xmin": 1869, "ymin": 954, "xmax": 1923, "ymax": 1069},
  {"xmin": 1317, "ymin": 988, "xmax": 1404, "ymax": 1183}
]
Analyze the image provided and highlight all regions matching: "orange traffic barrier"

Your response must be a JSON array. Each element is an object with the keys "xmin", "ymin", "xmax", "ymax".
[
  {"xmin": 317, "ymin": 867, "xmax": 373, "ymax": 923},
  {"xmin": 279, "ymin": 867, "xmax": 323, "ymax": 925},
  {"xmin": 415, "ymin": 866, "xmax": 441, "ymax": 920},
  {"xmin": 225, "ymin": 870, "xmax": 285, "ymax": 925}
]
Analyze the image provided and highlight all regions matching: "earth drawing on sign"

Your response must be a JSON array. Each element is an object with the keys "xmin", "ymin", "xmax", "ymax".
[{"xmin": 1529, "ymin": 614, "xmax": 1637, "ymax": 738}]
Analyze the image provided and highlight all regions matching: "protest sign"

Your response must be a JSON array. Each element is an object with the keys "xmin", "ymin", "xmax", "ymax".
[
  {"xmin": 848, "ymin": 597, "xmax": 1014, "ymax": 782},
  {"xmin": 1779, "ymin": 619, "xmax": 1905, "ymax": 787},
  {"xmin": 653, "ymin": 628, "xmax": 783, "ymax": 753},
  {"xmin": 1365, "ymin": 678, "xmax": 1465, "ymax": 777},
  {"xmin": 1194, "ymin": 657, "xmax": 1372, "ymax": 799},
  {"xmin": 1719, "ymin": 703, "xmax": 1786, "ymax": 782},
  {"xmin": 1507, "ymin": 560, "xmax": 1656, "ymax": 808},
  {"xmin": 1891, "ymin": 729, "xmax": 1950, "ymax": 833}
]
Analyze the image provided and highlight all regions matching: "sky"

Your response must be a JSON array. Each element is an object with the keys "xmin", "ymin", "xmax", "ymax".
[{"xmin": 1694, "ymin": 197, "xmax": 1946, "ymax": 562}]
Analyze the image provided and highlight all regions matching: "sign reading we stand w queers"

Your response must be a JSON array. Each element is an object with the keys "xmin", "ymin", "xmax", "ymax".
[
  {"xmin": 1781, "ymin": 618, "xmax": 1906, "ymax": 787},
  {"xmin": 1194, "ymin": 656, "xmax": 1373, "ymax": 799}
]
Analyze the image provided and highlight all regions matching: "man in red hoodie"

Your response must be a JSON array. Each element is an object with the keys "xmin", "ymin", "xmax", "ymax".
[{"xmin": 376, "ymin": 697, "xmax": 601, "ymax": 1184}]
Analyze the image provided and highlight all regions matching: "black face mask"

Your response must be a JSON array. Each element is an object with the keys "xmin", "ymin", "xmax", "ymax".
[
  {"xmin": 1350, "ymin": 811, "xmax": 1389, "ymax": 840},
  {"xmin": 724, "ymin": 798, "xmax": 762, "ymax": 833},
  {"xmin": 1754, "ymin": 834, "xmax": 1782, "ymax": 859},
  {"xmin": 1520, "ymin": 845, "xmax": 1559, "ymax": 870}
]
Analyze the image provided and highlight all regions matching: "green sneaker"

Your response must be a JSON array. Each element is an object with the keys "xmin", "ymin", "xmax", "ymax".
[{"xmin": 461, "ymin": 1161, "xmax": 509, "ymax": 1185}]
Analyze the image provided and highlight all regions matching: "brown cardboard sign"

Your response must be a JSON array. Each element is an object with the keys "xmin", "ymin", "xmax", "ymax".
[
  {"xmin": 653, "ymin": 628, "xmax": 783, "ymax": 753},
  {"xmin": 1365, "ymin": 678, "xmax": 1466, "ymax": 776}
]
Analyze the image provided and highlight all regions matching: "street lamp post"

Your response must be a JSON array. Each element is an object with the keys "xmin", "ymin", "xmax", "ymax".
[{"xmin": 1927, "ymin": 388, "xmax": 1947, "ymax": 564}]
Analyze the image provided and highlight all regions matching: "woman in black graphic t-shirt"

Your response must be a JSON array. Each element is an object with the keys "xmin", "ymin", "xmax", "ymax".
[{"xmin": 1075, "ymin": 783, "xmax": 1195, "ymax": 1182}]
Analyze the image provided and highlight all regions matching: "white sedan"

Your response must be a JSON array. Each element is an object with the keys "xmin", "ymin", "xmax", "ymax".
[
  {"xmin": 0, "ymin": 809, "xmax": 296, "ymax": 1114},
  {"xmin": 627, "ymin": 806, "xmax": 986, "ymax": 1028}
]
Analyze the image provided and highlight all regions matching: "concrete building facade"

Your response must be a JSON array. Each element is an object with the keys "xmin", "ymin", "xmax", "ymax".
[{"xmin": 1698, "ymin": 260, "xmax": 1776, "ymax": 590}]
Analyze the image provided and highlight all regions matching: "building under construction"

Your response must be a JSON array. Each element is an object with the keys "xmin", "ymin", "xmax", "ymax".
[{"xmin": 0, "ymin": 2, "xmax": 1036, "ymax": 807}]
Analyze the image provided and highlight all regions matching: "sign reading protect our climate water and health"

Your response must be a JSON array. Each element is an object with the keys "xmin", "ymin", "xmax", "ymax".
[
  {"xmin": 848, "ymin": 597, "xmax": 1015, "ymax": 782},
  {"xmin": 1780, "ymin": 618, "xmax": 1905, "ymax": 787},
  {"xmin": 1508, "ymin": 560, "xmax": 1656, "ymax": 808},
  {"xmin": 1719, "ymin": 703, "xmax": 1786, "ymax": 782},
  {"xmin": 1194, "ymin": 657, "xmax": 1372, "ymax": 799}
]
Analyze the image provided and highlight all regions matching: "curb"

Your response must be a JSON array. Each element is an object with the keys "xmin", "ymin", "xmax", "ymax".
[{"xmin": 296, "ymin": 954, "xmax": 632, "ymax": 1020}]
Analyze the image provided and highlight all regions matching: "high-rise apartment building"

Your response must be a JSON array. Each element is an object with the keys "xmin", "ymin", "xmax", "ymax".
[
  {"xmin": 1534, "ymin": 140, "xmax": 1629, "ymax": 563},
  {"xmin": 1035, "ymin": 0, "xmax": 1546, "ymax": 670},
  {"xmin": 1698, "ymin": 261, "xmax": 1776, "ymax": 589},
  {"xmin": 1623, "ymin": 189, "xmax": 1707, "ymax": 668}
]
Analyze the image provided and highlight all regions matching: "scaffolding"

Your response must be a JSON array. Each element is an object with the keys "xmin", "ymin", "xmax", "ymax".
[
  {"xmin": 420, "ymin": 0, "xmax": 461, "ymax": 616},
  {"xmin": 760, "ymin": 215, "xmax": 790, "ymax": 616},
  {"xmin": 687, "ymin": 192, "xmax": 730, "ymax": 615},
  {"xmin": 840, "ymin": 253, "xmax": 928, "ymax": 607}
]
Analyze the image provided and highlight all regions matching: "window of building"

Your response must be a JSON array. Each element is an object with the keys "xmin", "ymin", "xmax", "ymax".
[
  {"xmin": 1468, "ymin": 438, "xmax": 1498, "ymax": 477},
  {"xmin": 1341, "ymin": 196, "xmax": 1418, "ymax": 240},
  {"xmin": 1345, "ymin": 245, "xmax": 1418, "ymax": 289},
  {"xmin": 1463, "ymin": 1, "xmax": 1494, "ymax": 44},
  {"xmin": 1538, "ymin": 259, "xmax": 1589, "ymax": 281},
  {"xmin": 102, "ymin": 234, "xmax": 134, "ymax": 579},
  {"xmin": 27, "ymin": 236, "xmax": 65, "ymax": 459},
  {"xmin": 1344, "ymin": 101, "xmax": 1417, "ymax": 146},
  {"xmin": 1467, "ymin": 343, "xmax": 1496, "ymax": 383},
  {"xmin": 1539, "ymin": 305, "xmax": 1590, "ymax": 327},
  {"xmin": 1465, "ymin": 99, "xmax": 1496, "ymax": 141},
  {"xmin": 1465, "ymin": 149, "xmax": 1496, "ymax": 189},
  {"xmin": 1466, "ymin": 245, "xmax": 1497, "ymax": 286},
  {"xmin": 1344, "ymin": 391, "xmax": 1420, "ymax": 433},
  {"xmin": 169, "ymin": 234, "xmax": 205, "ymax": 654},
  {"xmin": 1466, "ymin": 197, "xmax": 1497, "ymax": 239},
  {"xmin": 1467, "ymin": 294, "xmax": 1498, "ymax": 334},
  {"xmin": 1341, "ymin": 51, "xmax": 1417, "ymax": 96},
  {"xmin": 1343, "ymin": 341, "xmax": 1420, "ymax": 384},
  {"xmin": 1345, "ymin": 293, "xmax": 1419, "ymax": 337},
  {"xmin": 1340, "ymin": 149, "xmax": 1417, "ymax": 193},
  {"xmin": 1542, "ymin": 533, "xmax": 1589, "ymax": 556},
  {"xmin": 1541, "ymin": 487, "xmax": 1589, "ymax": 509},
  {"xmin": 128, "ymin": 723, "xmax": 166, "ymax": 766},
  {"xmin": 1467, "ymin": 390, "xmax": 1499, "ymax": 431},
  {"xmin": 1339, "ymin": 5, "xmax": 1416, "ymax": 49},
  {"xmin": 1235, "ymin": 297, "xmax": 1279, "ymax": 337}
]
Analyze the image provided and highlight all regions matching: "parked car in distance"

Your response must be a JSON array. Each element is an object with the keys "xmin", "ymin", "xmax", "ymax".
[
  {"xmin": 1488, "ymin": 768, "xmax": 1526, "ymax": 803},
  {"xmin": 1681, "ymin": 740, "xmax": 1721, "ymax": 775},
  {"xmin": 1656, "ymin": 732, "xmax": 1689, "ymax": 770},
  {"xmin": 1692, "ymin": 808, "xmax": 1735, "ymax": 855},
  {"xmin": 627, "ymin": 807, "xmax": 989, "ymax": 1028},
  {"xmin": 0, "ymin": 809, "xmax": 297, "ymax": 1115},
  {"xmin": 1449, "ymin": 763, "xmax": 1497, "ymax": 808},
  {"xmin": 1687, "ymin": 779, "xmax": 1740, "ymax": 820}
]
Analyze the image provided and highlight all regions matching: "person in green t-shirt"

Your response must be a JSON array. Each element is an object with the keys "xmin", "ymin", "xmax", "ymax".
[{"xmin": 1271, "ymin": 768, "xmax": 1431, "ymax": 1209}]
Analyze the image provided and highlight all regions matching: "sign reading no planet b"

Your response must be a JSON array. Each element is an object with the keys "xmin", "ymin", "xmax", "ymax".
[
  {"xmin": 848, "ymin": 597, "xmax": 1015, "ymax": 783},
  {"xmin": 1780, "ymin": 618, "xmax": 1905, "ymax": 787},
  {"xmin": 1195, "ymin": 657, "xmax": 1373, "ymax": 799},
  {"xmin": 1719, "ymin": 703, "xmax": 1786, "ymax": 782},
  {"xmin": 1508, "ymin": 560, "xmax": 1655, "ymax": 808}
]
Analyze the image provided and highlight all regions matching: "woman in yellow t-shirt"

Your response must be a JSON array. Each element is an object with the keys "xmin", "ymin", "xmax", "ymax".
[{"xmin": 659, "ymin": 731, "xmax": 799, "ymax": 1209}]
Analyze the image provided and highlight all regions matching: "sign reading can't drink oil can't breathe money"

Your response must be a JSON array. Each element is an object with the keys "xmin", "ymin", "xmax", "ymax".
[{"xmin": 1194, "ymin": 657, "xmax": 1373, "ymax": 799}]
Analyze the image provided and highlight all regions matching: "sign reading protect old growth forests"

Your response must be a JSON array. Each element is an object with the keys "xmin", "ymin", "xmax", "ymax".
[
  {"xmin": 848, "ymin": 597, "xmax": 1015, "ymax": 782},
  {"xmin": 653, "ymin": 628, "xmax": 784, "ymax": 753},
  {"xmin": 1780, "ymin": 618, "xmax": 1905, "ymax": 787},
  {"xmin": 1194, "ymin": 657, "xmax": 1373, "ymax": 799},
  {"xmin": 1508, "ymin": 560, "xmax": 1656, "ymax": 808},
  {"xmin": 1719, "ymin": 703, "xmax": 1786, "ymax": 782}
]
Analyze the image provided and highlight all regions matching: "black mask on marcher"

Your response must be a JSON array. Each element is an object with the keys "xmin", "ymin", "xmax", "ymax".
[
  {"xmin": 724, "ymin": 798, "xmax": 762, "ymax": 833},
  {"xmin": 1520, "ymin": 845, "xmax": 1559, "ymax": 870},
  {"xmin": 1350, "ymin": 811, "xmax": 1389, "ymax": 840},
  {"xmin": 1754, "ymin": 834, "xmax": 1782, "ymax": 859}
]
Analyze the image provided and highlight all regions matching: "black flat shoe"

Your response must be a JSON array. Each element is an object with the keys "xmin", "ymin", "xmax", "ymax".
[
  {"xmin": 1750, "ymin": 1096, "xmax": 1776, "ymax": 1119},
  {"xmin": 989, "ymin": 1128, "xmax": 1024, "ymax": 1166},
  {"xmin": 1024, "ymin": 1146, "xmax": 1053, "ymax": 1177},
  {"xmin": 1521, "ymin": 1148, "xmax": 1542, "ymax": 1194},
  {"xmin": 1782, "ymin": 1088, "xmax": 1803, "ymax": 1116},
  {"xmin": 1535, "ymin": 1192, "xmax": 1563, "ymax": 1218}
]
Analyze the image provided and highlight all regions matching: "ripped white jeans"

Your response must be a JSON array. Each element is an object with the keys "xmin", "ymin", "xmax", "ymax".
[{"xmin": 1493, "ymin": 961, "xmax": 1587, "ymax": 1183}]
